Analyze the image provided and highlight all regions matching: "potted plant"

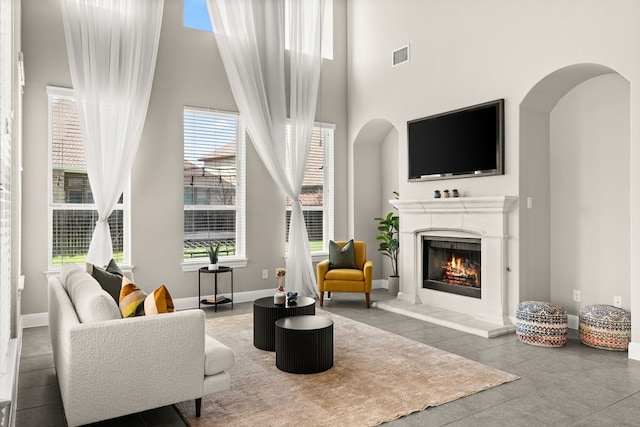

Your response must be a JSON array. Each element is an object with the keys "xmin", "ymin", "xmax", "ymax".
[
  {"xmin": 207, "ymin": 242, "xmax": 220, "ymax": 270},
  {"xmin": 375, "ymin": 192, "xmax": 400, "ymax": 296}
]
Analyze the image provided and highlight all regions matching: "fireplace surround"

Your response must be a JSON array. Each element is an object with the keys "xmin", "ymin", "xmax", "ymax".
[
  {"xmin": 387, "ymin": 196, "xmax": 517, "ymax": 331},
  {"xmin": 423, "ymin": 236, "xmax": 482, "ymax": 298}
]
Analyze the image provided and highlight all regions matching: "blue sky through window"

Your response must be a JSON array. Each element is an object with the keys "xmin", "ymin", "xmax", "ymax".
[{"xmin": 184, "ymin": 0, "xmax": 213, "ymax": 32}]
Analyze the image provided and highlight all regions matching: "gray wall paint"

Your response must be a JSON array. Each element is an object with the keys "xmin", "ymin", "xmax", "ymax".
[
  {"xmin": 346, "ymin": 0, "xmax": 640, "ymax": 332},
  {"xmin": 20, "ymin": 0, "xmax": 348, "ymax": 314}
]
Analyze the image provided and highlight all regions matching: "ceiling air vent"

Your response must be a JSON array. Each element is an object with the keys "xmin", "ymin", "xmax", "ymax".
[{"xmin": 392, "ymin": 45, "xmax": 409, "ymax": 67}]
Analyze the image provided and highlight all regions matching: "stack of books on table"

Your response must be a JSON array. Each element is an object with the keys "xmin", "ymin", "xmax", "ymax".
[{"xmin": 205, "ymin": 295, "xmax": 229, "ymax": 304}]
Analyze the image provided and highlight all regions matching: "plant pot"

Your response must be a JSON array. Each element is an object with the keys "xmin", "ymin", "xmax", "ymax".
[
  {"xmin": 388, "ymin": 275, "xmax": 399, "ymax": 296},
  {"xmin": 208, "ymin": 263, "xmax": 219, "ymax": 270}
]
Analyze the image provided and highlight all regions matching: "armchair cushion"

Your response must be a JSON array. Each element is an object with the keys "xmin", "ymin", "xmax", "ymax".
[
  {"xmin": 325, "ymin": 268, "xmax": 364, "ymax": 281},
  {"xmin": 329, "ymin": 239, "xmax": 357, "ymax": 269}
]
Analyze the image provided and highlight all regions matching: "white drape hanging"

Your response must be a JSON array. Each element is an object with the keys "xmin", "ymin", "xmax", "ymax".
[
  {"xmin": 60, "ymin": 0, "xmax": 164, "ymax": 265},
  {"xmin": 208, "ymin": 0, "xmax": 323, "ymax": 297}
]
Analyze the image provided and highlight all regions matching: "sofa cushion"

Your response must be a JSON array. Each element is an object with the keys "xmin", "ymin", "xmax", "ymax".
[
  {"xmin": 204, "ymin": 334, "xmax": 235, "ymax": 375},
  {"xmin": 63, "ymin": 267, "xmax": 122, "ymax": 323},
  {"xmin": 119, "ymin": 276, "xmax": 147, "ymax": 317},
  {"xmin": 87, "ymin": 259, "xmax": 123, "ymax": 304},
  {"xmin": 144, "ymin": 285, "xmax": 175, "ymax": 315},
  {"xmin": 60, "ymin": 263, "xmax": 86, "ymax": 292},
  {"xmin": 329, "ymin": 239, "xmax": 357, "ymax": 270}
]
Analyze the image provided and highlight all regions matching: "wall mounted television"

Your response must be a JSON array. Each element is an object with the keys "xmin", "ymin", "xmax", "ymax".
[{"xmin": 407, "ymin": 99, "xmax": 504, "ymax": 181}]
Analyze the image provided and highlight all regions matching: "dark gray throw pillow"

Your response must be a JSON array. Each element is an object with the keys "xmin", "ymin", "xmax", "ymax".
[
  {"xmin": 87, "ymin": 259, "xmax": 123, "ymax": 304},
  {"xmin": 329, "ymin": 239, "xmax": 358, "ymax": 270}
]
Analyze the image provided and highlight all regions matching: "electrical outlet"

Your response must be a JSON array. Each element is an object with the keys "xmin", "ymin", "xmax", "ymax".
[
  {"xmin": 527, "ymin": 197, "xmax": 533, "ymax": 209},
  {"xmin": 262, "ymin": 269, "xmax": 268, "ymax": 279},
  {"xmin": 573, "ymin": 290, "xmax": 581, "ymax": 302},
  {"xmin": 614, "ymin": 296, "xmax": 622, "ymax": 308}
]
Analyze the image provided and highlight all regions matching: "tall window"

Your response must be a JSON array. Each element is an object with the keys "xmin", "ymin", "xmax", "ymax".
[
  {"xmin": 183, "ymin": 0, "xmax": 334, "ymax": 60},
  {"xmin": 285, "ymin": 124, "xmax": 334, "ymax": 254},
  {"xmin": 48, "ymin": 87, "xmax": 128, "ymax": 268},
  {"xmin": 183, "ymin": 107, "xmax": 245, "ymax": 265}
]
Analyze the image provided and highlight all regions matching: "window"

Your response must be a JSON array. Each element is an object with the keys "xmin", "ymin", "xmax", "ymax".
[
  {"xmin": 183, "ymin": 0, "xmax": 334, "ymax": 60},
  {"xmin": 285, "ymin": 124, "xmax": 334, "ymax": 254},
  {"xmin": 183, "ymin": 107, "xmax": 246, "ymax": 268},
  {"xmin": 183, "ymin": 0, "xmax": 212, "ymax": 32},
  {"xmin": 48, "ymin": 87, "xmax": 129, "ymax": 268}
]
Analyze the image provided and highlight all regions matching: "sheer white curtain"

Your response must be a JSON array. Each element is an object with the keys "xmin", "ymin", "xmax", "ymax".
[
  {"xmin": 208, "ymin": 0, "xmax": 323, "ymax": 297},
  {"xmin": 60, "ymin": 0, "xmax": 164, "ymax": 265}
]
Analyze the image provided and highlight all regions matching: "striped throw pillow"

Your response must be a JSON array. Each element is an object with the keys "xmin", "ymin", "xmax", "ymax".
[
  {"xmin": 144, "ymin": 285, "xmax": 175, "ymax": 315},
  {"xmin": 119, "ymin": 276, "xmax": 147, "ymax": 317},
  {"xmin": 119, "ymin": 276, "xmax": 175, "ymax": 317}
]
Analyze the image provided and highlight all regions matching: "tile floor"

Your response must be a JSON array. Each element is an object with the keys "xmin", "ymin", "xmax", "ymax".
[{"xmin": 16, "ymin": 289, "xmax": 640, "ymax": 426}]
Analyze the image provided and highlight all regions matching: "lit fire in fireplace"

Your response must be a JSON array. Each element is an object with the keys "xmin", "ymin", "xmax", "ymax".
[{"xmin": 443, "ymin": 255, "xmax": 480, "ymax": 287}]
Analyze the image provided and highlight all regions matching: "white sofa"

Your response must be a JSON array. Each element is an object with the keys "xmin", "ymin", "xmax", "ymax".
[{"xmin": 48, "ymin": 264, "xmax": 234, "ymax": 426}]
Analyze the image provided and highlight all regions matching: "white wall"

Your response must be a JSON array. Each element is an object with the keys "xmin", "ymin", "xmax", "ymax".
[
  {"xmin": 550, "ymin": 74, "xmax": 630, "ymax": 311},
  {"xmin": 20, "ymin": 0, "xmax": 348, "ymax": 315},
  {"xmin": 346, "ymin": 0, "xmax": 640, "ymax": 353}
]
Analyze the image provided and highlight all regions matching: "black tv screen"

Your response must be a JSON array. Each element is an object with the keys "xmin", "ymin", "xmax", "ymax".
[{"xmin": 407, "ymin": 99, "xmax": 504, "ymax": 181}]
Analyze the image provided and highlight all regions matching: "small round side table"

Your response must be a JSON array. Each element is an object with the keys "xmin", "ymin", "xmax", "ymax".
[{"xmin": 198, "ymin": 266, "xmax": 233, "ymax": 312}]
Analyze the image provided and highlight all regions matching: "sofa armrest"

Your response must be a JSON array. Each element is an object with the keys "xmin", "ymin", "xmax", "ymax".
[
  {"xmin": 61, "ymin": 310, "xmax": 206, "ymax": 426},
  {"xmin": 316, "ymin": 259, "xmax": 330, "ymax": 291}
]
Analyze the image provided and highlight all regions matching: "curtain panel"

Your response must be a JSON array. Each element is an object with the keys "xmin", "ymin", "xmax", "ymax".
[
  {"xmin": 208, "ymin": 0, "xmax": 323, "ymax": 297},
  {"xmin": 60, "ymin": 0, "xmax": 164, "ymax": 265}
]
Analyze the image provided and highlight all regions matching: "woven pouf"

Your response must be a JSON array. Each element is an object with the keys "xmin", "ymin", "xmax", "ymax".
[
  {"xmin": 515, "ymin": 301, "xmax": 568, "ymax": 347},
  {"xmin": 579, "ymin": 304, "xmax": 631, "ymax": 351}
]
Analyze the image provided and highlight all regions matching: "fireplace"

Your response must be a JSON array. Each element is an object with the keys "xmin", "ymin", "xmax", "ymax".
[
  {"xmin": 423, "ymin": 237, "xmax": 481, "ymax": 298},
  {"xmin": 379, "ymin": 196, "xmax": 516, "ymax": 331}
]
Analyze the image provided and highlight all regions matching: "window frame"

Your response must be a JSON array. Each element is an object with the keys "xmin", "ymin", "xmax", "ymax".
[
  {"xmin": 285, "ymin": 121, "xmax": 335, "ymax": 260},
  {"xmin": 181, "ymin": 106, "xmax": 247, "ymax": 271},
  {"xmin": 46, "ymin": 86, "xmax": 131, "ymax": 271}
]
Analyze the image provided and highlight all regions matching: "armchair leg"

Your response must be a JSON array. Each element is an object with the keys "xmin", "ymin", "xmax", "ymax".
[
  {"xmin": 196, "ymin": 398, "xmax": 202, "ymax": 417},
  {"xmin": 320, "ymin": 292, "xmax": 324, "ymax": 307},
  {"xmin": 365, "ymin": 293, "xmax": 370, "ymax": 308}
]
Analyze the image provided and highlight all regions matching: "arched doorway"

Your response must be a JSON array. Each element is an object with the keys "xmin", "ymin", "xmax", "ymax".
[
  {"xmin": 352, "ymin": 119, "xmax": 398, "ymax": 280},
  {"xmin": 519, "ymin": 64, "xmax": 630, "ymax": 320}
]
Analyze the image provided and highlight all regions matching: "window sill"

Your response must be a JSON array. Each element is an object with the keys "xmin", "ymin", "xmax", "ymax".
[
  {"xmin": 181, "ymin": 257, "xmax": 248, "ymax": 272},
  {"xmin": 45, "ymin": 263, "xmax": 135, "ymax": 280}
]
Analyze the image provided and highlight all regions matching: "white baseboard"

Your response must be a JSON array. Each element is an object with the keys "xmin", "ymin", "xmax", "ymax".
[
  {"xmin": 373, "ymin": 279, "xmax": 387, "ymax": 289},
  {"xmin": 567, "ymin": 314, "xmax": 579, "ymax": 330},
  {"xmin": 21, "ymin": 312, "xmax": 49, "ymax": 329},
  {"xmin": 628, "ymin": 342, "xmax": 640, "ymax": 361}
]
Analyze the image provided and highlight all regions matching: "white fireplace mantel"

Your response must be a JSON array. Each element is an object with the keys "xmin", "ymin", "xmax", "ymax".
[
  {"xmin": 390, "ymin": 196, "xmax": 517, "ymax": 215},
  {"xmin": 378, "ymin": 196, "xmax": 518, "ymax": 337}
]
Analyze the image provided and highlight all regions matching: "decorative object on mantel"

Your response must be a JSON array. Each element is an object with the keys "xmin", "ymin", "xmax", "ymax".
[
  {"xmin": 207, "ymin": 243, "xmax": 219, "ymax": 270},
  {"xmin": 443, "ymin": 189, "xmax": 450, "ymax": 198},
  {"xmin": 452, "ymin": 189, "xmax": 459, "ymax": 197},
  {"xmin": 274, "ymin": 267, "xmax": 287, "ymax": 304},
  {"xmin": 375, "ymin": 192, "xmax": 400, "ymax": 296},
  {"xmin": 434, "ymin": 190, "xmax": 441, "ymax": 198},
  {"xmin": 286, "ymin": 291, "xmax": 298, "ymax": 305}
]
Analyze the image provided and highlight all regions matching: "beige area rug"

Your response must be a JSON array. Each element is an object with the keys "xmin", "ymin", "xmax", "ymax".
[{"xmin": 176, "ymin": 311, "xmax": 518, "ymax": 427}]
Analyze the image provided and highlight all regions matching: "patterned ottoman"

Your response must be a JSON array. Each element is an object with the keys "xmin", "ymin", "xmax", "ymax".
[
  {"xmin": 515, "ymin": 301, "xmax": 567, "ymax": 347},
  {"xmin": 579, "ymin": 304, "xmax": 631, "ymax": 351}
]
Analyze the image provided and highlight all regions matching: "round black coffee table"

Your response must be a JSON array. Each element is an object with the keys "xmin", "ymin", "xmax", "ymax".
[
  {"xmin": 253, "ymin": 296, "xmax": 315, "ymax": 351},
  {"xmin": 275, "ymin": 315, "xmax": 333, "ymax": 374}
]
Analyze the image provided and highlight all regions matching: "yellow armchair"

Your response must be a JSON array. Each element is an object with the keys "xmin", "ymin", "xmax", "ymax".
[{"xmin": 316, "ymin": 240, "xmax": 373, "ymax": 308}]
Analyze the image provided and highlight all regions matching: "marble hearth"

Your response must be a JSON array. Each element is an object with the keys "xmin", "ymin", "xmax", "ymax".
[{"xmin": 373, "ymin": 196, "xmax": 517, "ymax": 338}]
